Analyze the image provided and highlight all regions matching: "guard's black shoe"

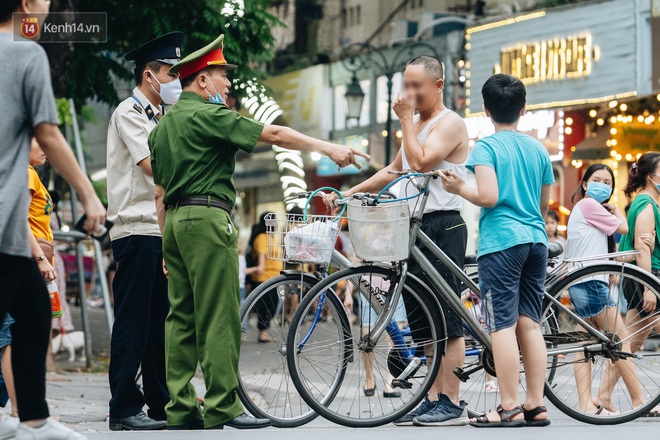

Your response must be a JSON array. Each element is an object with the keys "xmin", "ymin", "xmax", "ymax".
[
  {"xmin": 168, "ymin": 418, "xmax": 205, "ymax": 430},
  {"xmin": 208, "ymin": 413, "xmax": 271, "ymax": 430},
  {"xmin": 109, "ymin": 411, "xmax": 168, "ymax": 431}
]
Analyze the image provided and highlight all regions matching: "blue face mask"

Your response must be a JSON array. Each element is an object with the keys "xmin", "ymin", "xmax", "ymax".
[
  {"xmin": 651, "ymin": 175, "xmax": 660, "ymax": 194},
  {"xmin": 205, "ymin": 78, "xmax": 224, "ymax": 105},
  {"xmin": 586, "ymin": 181, "xmax": 612, "ymax": 203}
]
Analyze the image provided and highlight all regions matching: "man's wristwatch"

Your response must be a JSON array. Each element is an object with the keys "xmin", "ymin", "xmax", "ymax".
[{"xmin": 35, "ymin": 253, "xmax": 46, "ymax": 261}]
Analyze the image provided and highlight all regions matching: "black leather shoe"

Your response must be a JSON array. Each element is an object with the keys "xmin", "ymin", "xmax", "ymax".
[
  {"xmin": 215, "ymin": 413, "xmax": 271, "ymax": 429},
  {"xmin": 109, "ymin": 411, "xmax": 168, "ymax": 431},
  {"xmin": 168, "ymin": 418, "xmax": 205, "ymax": 430}
]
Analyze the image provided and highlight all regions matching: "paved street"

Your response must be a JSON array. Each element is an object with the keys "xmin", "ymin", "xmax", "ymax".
[
  {"xmin": 44, "ymin": 305, "xmax": 658, "ymax": 439},
  {"xmin": 79, "ymin": 422, "xmax": 660, "ymax": 440},
  {"xmin": 38, "ymin": 370, "xmax": 660, "ymax": 439}
]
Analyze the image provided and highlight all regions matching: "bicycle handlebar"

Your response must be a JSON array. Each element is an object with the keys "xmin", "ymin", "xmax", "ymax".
[
  {"xmin": 387, "ymin": 169, "xmax": 448, "ymax": 178},
  {"xmin": 284, "ymin": 191, "xmax": 320, "ymax": 203},
  {"xmin": 333, "ymin": 192, "xmax": 395, "ymax": 206}
]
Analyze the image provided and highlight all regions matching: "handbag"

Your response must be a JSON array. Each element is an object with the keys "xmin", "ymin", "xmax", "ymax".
[{"xmin": 36, "ymin": 238, "xmax": 54, "ymax": 262}]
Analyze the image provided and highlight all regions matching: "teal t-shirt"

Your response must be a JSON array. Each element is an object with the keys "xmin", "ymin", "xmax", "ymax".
[
  {"xmin": 466, "ymin": 131, "xmax": 554, "ymax": 257},
  {"xmin": 619, "ymin": 194, "xmax": 660, "ymax": 270}
]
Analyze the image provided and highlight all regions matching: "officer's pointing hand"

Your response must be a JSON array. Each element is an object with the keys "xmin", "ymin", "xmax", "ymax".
[{"xmin": 330, "ymin": 146, "xmax": 370, "ymax": 169}]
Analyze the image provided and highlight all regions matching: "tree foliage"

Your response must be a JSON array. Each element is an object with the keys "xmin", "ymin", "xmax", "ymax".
[{"xmin": 45, "ymin": 0, "xmax": 281, "ymax": 108}]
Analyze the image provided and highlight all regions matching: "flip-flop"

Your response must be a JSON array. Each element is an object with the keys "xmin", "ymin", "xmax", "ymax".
[
  {"xmin": 523, "ymin": 405, "xmax": 551, "ymax": 427},
  {"xmin": 470, "ymin": 405, "xmax": 526, "ymax": 428}
]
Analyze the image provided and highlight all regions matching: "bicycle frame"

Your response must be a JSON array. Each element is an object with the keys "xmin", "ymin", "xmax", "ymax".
[
  {"xmin": 360, "ymin": 173, "xmax": 493, "ymax": 353},
  {"xmin": 296, "ymin": 178, "xmax": 646, "ymax": 376},
  {"xmin": 354, "ymin": 174, "xmax": 642, "ymax": 361}
]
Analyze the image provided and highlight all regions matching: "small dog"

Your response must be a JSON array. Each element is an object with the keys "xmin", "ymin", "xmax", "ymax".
[{"xmin": 51, "ymin": 331, "xmax": 86, "ymax": 362}]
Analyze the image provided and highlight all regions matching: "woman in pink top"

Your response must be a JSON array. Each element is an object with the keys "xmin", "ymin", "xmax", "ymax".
[{"xmin": 565, "ymin": 164, "xmax": 644, "ymax": 414}]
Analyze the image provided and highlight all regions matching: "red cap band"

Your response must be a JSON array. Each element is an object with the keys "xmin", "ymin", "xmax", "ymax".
[{"xmin": 178, "ymin": 48, "xmax": 228, "ymax": 80}]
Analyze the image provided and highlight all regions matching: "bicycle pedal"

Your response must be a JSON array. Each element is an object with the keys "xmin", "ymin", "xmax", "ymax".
[
  {"xmin": 391, "ymin": 379, "xmax": 413, "ymax": 389},
  {"xmin": 453, "ymin": 367, "xmax": 470, "ymax": 383}
]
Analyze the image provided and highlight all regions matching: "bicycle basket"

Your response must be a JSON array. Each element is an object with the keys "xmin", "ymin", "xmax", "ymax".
[
  {"xmin": 265, "ymin": 213, "xmax": 340, "ymax": 265},
  {"xmin": 347, "ymin": 200, "xmax": 410, "ymax": 262}
]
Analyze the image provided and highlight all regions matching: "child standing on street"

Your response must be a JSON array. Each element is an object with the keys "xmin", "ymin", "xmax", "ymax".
[
  {"xmin": 566, "ymin": 164, "xmax": 649, "ymax": 414},
  {"xmin": 441, "ymin": 73, "xmax": 553, "ymax": 427}
]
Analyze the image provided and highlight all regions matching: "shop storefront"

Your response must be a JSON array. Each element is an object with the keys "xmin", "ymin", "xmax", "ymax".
[{"xmin": 465, "ymin": 0, "xmax": 656, "ymax": 223}]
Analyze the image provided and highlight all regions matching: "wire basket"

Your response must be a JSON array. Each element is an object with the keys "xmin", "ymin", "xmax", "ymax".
[
  {"xmin": 347, "ymin": 200, "xmax": 410, "ymax": 262},
  {"xmin": 265, "ymin": 213, "xmax": 340, "ymax": 265}
]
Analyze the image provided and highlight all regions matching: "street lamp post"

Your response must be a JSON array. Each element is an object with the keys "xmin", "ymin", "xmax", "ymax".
[
  {"xmin": 344, "ymin": 73, "xmax": 365, "ymax": 126},
  {"xmin": 341, "ymin": 41, "xmax": 441, "ymax": 165}
]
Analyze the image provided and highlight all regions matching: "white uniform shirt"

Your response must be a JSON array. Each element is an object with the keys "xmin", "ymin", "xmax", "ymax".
[
  {"xmin": 106, "ymin": 87, "xmax": 161, "ymax": 241},
  {"xmin": 399, "ymin": 109, "xmax": 467, "ymax": 214}
]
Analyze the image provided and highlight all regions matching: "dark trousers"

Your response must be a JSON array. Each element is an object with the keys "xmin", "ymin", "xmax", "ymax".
[
  {"xmin": 109, "ymin": 236, "xmax": 170, "ymax": 420},
  {"xmin": 253, "ymin": 281, "xmax": 278, "ymax": 331},
  {"xmin": 0, "ymin": 253, "xmax": 51, "ymax": 421}
]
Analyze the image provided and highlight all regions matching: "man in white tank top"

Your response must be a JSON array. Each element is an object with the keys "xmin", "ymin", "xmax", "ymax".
[{"xmin": 327, "ymin": 56, "xmax": 470, "ymax": 426}]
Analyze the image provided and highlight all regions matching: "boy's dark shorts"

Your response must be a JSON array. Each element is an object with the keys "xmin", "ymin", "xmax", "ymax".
[
  {"xmin": 478, "ymin": 243, "xmax": 547, "ymax": 333},
  {"xmin": 406, "ymin": 210, "xmax": 467, "ymax": 339}
]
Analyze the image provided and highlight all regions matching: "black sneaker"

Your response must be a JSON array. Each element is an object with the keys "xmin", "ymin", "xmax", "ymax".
[{"xmin": 393, "ymin": 397, "xmax": 437, "ymax": 426}]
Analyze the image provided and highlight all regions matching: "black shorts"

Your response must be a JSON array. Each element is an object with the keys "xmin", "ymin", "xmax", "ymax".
[
  {"xmin": 405, "ymin": 211, "xmax": 467, "ymax": 339},
  {"xmin": 622, "ymin": 268, "xmax": 660, "ymax": 318}
]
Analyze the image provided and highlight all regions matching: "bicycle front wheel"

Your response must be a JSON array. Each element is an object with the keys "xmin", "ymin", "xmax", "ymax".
[
  {"xmin": 238, "ymin": 273, "xmax": 319, "ymax": 427},
  {"xmin": 542, "ymin": 262, "xmax": 660, "ymax": 424},
  {"xmin": 287, "ymin": 265, "xmax": 446, "ymax": 427}
]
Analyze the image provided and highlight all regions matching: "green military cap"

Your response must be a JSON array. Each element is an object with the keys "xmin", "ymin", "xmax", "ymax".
[{"xmin": 170, "ymin": 34, "xmax": 237, "ymax": 80}]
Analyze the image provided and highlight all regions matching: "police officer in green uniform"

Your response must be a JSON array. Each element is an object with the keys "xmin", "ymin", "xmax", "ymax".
[{"xmin": 148, "ymin": 34, "xmax": 367, "ymax": 430}]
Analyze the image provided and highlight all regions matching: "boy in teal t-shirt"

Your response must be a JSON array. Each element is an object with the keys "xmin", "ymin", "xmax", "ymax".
[{"xmin": 441, "ymin": 73, "xmax": 553, "ymax": 427}]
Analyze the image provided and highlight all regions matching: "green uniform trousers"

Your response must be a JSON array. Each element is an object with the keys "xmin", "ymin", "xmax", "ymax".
[{"xmin": 162, "ymin": 205, "xmax": 244, "ymax": 428}]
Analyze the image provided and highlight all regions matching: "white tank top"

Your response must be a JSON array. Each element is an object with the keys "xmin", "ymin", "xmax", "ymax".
[{"xmin": 399, "ymin": 108, "xmax": 467, "ymax": 214}]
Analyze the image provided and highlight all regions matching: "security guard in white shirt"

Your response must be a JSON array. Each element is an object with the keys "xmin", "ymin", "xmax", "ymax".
[{"xmin": 106, "ymin": 31, "xmax": 184, "ymax": 432}]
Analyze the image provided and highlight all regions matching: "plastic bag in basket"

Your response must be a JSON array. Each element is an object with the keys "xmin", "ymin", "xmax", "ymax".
[{"xmin": 284, "ymin": 220, "xmax": 338, "ymax": 264}]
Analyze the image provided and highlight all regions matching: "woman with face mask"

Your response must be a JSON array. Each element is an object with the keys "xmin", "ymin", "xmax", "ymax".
[{"xmin": 565, "ymin": 163, "xmax": 646, "ymax": 415}]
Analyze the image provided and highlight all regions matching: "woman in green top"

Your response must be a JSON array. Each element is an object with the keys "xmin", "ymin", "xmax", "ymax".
[{"xmin": 619, "ymin": 151, "xmax": 660, "ymax": 352}]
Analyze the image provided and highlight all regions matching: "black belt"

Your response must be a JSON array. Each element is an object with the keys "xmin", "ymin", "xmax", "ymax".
[
  {"xmin": 174, "ymin": 197, "xmax": 233, "ymax": 215},
  {"xmin": 422, "ymin": 210, "xmax": 461, "ymax": 218}
]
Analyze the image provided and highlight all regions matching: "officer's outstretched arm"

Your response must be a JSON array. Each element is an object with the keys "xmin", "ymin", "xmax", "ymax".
[{"xmin": 259, "ymin": 125, "xmax": 369, "ymax": 168}]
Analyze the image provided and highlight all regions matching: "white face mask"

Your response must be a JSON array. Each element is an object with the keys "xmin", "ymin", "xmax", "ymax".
[{"xmin": 148, "ymin": 71, "xmax": 182, "ymax": 105}]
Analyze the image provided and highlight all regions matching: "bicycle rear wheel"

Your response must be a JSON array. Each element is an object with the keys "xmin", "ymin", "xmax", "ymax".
[
  {"xmin": 238, "ymin": 273, "xmax": 319, "ymax": 427},
  {"xmin": 287, "ymin": 265, "xmax": 446, "ymax": 427},
  {"xmin": 542, "ymin": 262, "xmax": 660, "ymax": 424}
]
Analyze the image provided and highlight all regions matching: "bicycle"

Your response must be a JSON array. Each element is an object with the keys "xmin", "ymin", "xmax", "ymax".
[
  {"xmin": 285, "ymin": 170, "xmax": 660, "ymax": 427},
  {"xmin": 238, "ymin": 189, "xmax": 437, "ymax": 427}
]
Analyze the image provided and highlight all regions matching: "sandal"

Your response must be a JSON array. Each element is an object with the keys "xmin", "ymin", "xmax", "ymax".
[
  {"xmin": 523, "ymin": 405, "xmax": 551, "ymax": 427},
  {"xmin": 470, "ymin": 405, "xmax": 526, "ymax": 428}
]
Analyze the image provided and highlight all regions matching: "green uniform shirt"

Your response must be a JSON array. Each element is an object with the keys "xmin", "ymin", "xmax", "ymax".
[
  {"xmin": 619, "ymin": 194, "xmax": 660, "ymax": 270},
  {"xmin": 148, "ymin": 91, "xmax": 264, "ymax": 207}
]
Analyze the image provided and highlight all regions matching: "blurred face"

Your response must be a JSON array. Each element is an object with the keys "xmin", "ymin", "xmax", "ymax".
[
  {"xmin": 583, "ymin": 168, "xmax": 613, "ymax": 192},
  {"xmin": 545, "ymin": 215, "xmax": 557, "ymax": 236},
  {"xmin": 200, "ymin": 67, "xmax": 231, "ymax": 102},
  {"xmin": 29, "ymin": 138, "xmax": 46, "ymax": 166},
  {"xmin": 402, "ymin": 65, "xmax": 443, "ymax": 112}
]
